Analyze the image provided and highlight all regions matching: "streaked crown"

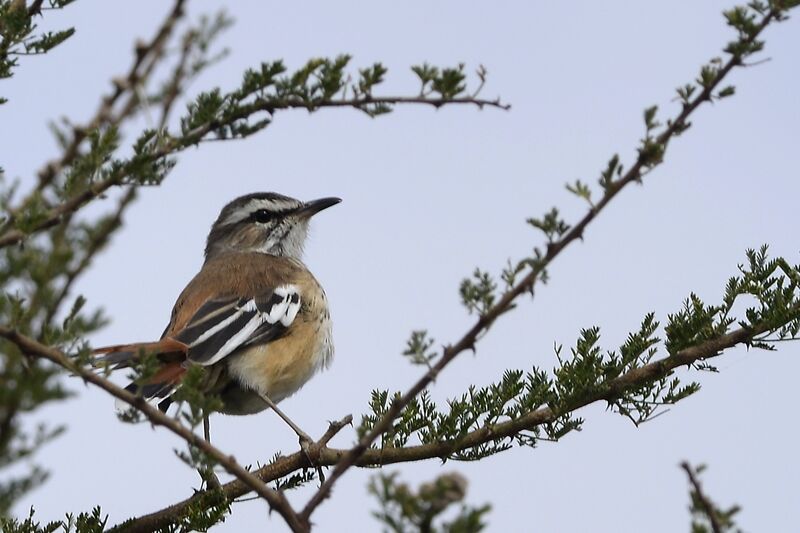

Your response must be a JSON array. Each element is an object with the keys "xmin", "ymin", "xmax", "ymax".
[{"xmin": 205, "ymin": 192, "xmax": 340, "ymax": 261}]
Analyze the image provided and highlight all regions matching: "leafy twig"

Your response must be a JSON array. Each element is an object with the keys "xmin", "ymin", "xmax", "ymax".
[
  {"xmin": 0, "ymin": 90, "xmax": 506, "ymax": 251},
  {"xmin": 0, "ymin": 326, "xmax": 306, "ymax": 532},
  {"xmin": 106, "ymin": 311, "xmax": 788, "ymax": 533},
  {"xmin": 1, "ymin": 0, "xmax": 187, "ymax": 228},
  {"xmin": 297, "ymin": 5, "xmax": 787, "ymax": 522},
  {"xmin": 40, "ymin": 187, "xmax": 136, "ymax": 330}
]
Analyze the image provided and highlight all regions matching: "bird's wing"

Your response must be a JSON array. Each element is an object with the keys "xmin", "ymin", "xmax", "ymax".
[{"xmin": 173, "ymin": 284, "xmax": 301, "ymax": 366}]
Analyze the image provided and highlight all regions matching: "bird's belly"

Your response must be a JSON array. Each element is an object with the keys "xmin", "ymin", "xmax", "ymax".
[
  {"xmin": 223, "ymin": 326, "xmax": 329, "ymax": 414},
  {"xmin": 218, "ymin": 385, "xmax": 268, "ymax": 416}
]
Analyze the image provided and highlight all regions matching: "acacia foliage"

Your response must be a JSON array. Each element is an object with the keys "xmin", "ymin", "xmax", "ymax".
[{"xmin": 0, "ymin": 1, "xmax": 799, "ymax": 532}]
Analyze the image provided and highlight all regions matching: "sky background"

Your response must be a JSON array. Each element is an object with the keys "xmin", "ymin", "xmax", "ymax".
[{"xmin": 2, "ymin": 1, "xmax": 799, "ymax": 531}]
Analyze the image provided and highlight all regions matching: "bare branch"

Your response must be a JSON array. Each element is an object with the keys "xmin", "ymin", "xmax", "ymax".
[{"xmin": 156, "ymin": 27, "xmax": 195, "ymax": 131}]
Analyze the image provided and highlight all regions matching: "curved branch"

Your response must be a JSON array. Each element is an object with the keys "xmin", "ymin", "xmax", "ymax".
[
  {"xmin": 0, "ymin": 327, "xmax": 306, "ymax": 532},
  {"xmin": 297, "ymin": 6, "xmax": 784, "ymax": 521},
  {"xmin": 2, "ymin": 0, "xmax": 187, "ymax": 228},
  {"xmin": 106, "ymin": 315, "xmax": 781, "ymax": 533},
  {"xmin": 40, "ymin": 187, "xmax": 137, "ymax": 330},
  {"xmin": 0, "ymin": 91, "xmax": 507, "ymax": 251},
  {"xmin": 681, "ymin": 462, "xmax": 725, "ymax": 533}
]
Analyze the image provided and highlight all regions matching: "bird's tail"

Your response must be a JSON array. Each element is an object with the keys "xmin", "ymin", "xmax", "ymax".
[{"xmin": 92, "ymin": 338, "xmax": 189, "ymax": 412}]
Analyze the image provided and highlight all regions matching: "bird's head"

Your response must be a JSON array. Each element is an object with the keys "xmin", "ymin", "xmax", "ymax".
[{"xmin": 204, "ymin": 192, "xmax": 341, "ymax": 261}]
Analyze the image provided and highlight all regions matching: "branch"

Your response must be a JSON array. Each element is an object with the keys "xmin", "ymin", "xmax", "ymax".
[
  {"xmin": 26, "ymin": 0, "xmax": 45, "ymax": 17},
  {"xmin": 40, "ymin": 187, "xmax": 137, "ymax": 330},
  {"xmin": 0, "ymin": 327, "xmax": 307, "ymax": 532},
  {"xmin": 0, "ymin": 94, "xmax": 506, "ymax": 250},
  {"xmin": 297, "ymin": 6, "xmax": 785, "ymax": 521},
  {"xmin": 13, "ymin": 9, "xmax": 218, "ymax": 339},
  {"xmin": 681, "ymin": 462, "xmax": 724, "ymax": 533},
  {"xmin": 32, "ymin": 19, "xmax": 209, "ymax": 330},
  {"xmin": 1, "ymin": 0, "xmax": 187, "ymax": 230},
  {"xmin": 5, "ymin": 4, "xmax": 789, "ymax": 531},
  {"xmin": 109, "ymin": 315, "xmax": 778, "ymax": 532},
  {"xmin": 156, "ymin": 25, "xmax": 196, "ymax": 131}
]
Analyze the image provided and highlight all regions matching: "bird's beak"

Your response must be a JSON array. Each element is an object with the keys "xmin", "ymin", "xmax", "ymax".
[{"xmin": 296, "ymin": 197, "xmax": 342, "ymax": 219}]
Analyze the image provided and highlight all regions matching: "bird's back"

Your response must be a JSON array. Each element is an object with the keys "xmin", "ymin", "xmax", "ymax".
[{"xmin": 164, "ymin": 251, "xmax": 310, "ymax": 336}]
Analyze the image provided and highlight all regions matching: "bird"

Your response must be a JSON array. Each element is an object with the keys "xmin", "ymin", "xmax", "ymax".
[{"xmin": 93, "ymin": 192, "xmax": 340, "ymax": 443}]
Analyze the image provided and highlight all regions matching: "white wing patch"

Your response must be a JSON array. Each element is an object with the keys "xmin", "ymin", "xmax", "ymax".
[{"xmin": 272, "ymin": 285, "xmax": 301, "ymax": 326}]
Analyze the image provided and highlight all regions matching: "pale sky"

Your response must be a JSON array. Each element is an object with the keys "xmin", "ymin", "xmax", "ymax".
[{"xmin": 3, "ymin": 1, "xmax": 800, "ymax": 531}]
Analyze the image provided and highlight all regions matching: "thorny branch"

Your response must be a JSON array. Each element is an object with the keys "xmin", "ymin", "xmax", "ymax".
[
  {"xmin": 2, "ymin": 0, "xmax": 187, "ymax": 227},
  {"xmin": 681, "ymin": 462, "xmax": 724, "ymax": 533},
  {"xmin": 1, "ymin": 2, "xmax": 794, "ymax": 532},
  {"xmin": 0, "ymin": 91, "xmax": 508, "ymax": 251},
  {"xmin": 297, "ymin": 6, "xmax": 785, "ymax": 522},
  {"xmin": 0, "ymin": 327, "xmax": 308, "ymax": 532},
  {"xmin": 106, "ymin": 316, "xmax": 783, "ymax": 533},
  {"xmin": 40, "ymin": 187, "xmax": 137, "ymax": 330}
]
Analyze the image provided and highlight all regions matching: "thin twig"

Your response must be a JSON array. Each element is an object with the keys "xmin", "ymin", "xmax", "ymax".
[
  {"xmin": 41, "ymin": 187, "xmax": 137, "ymax": 330},
  {"xmin": 0, "ymin": 92, "xmax": 507, "ymax": 251},
  {"xmin": 157, "ymin": 28, "xmax": 195, "ymax": 130},
  {"xmin": 1, "ymin": 0, "xmax": 187, "ymax": 230},
  {"xmin": 681, "ymin": 462, "xmax": 723, "ymax": 533}
]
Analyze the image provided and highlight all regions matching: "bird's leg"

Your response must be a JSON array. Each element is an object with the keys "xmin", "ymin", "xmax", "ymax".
[
  {"xmin": 203, "ymin": 415, "xmax": 212, "ymax": 442},
  {"xmin": 257, "ymin": 393, "xmax": 312, "ymax": 444},
  {"xmin": 199, "ymin": 414, "xmax": 221, "ymax": 490},
  {"xmin": 258, "ymin": 393, "xmax": 328, "ymax": 483}
]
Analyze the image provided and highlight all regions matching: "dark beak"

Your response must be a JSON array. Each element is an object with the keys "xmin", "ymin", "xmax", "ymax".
[{"xmin": 296, "ymin": 197, "xmax": 342, "ymax": 218}]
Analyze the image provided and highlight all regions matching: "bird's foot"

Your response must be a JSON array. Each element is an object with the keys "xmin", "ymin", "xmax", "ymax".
[{"xmin": 297, "ymin": 432, "xmax": 327, "ymax": 483}]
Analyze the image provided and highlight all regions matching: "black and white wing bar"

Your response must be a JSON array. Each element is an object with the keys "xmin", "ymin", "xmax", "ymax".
[{"xmin": 176, "ymin": 285, "xmax": 302, "ymax": 365}]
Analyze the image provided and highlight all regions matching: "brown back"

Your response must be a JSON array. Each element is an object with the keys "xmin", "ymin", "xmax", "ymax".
[{"xmin": 163, "ymin": 252, "xmax": 310, "ymax": 337}]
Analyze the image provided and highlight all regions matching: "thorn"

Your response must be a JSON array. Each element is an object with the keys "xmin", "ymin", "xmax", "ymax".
[
  {"xmin": 112, "ymin": 76, "xmax": 129, "ymax": 92},
  {"xmin": 134, "ymin": 39, "xmax": 148, "ymax": 58}
]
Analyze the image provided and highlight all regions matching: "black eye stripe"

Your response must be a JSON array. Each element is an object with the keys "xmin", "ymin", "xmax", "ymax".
[{"xmin": 251, "ymin": 209, "xmax": 276, "ymax": 223}]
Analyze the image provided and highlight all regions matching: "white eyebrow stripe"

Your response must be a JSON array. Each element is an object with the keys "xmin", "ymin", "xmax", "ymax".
[
  {"xmin": 252, "ymin": 199, "xmax": 298, "ymax": 211},
  {"xmin": 222, "ymin": 211, "xmax": 249, "ymax": 225}
]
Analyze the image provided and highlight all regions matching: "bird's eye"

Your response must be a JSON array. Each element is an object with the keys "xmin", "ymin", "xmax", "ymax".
[{"xmin": 251, "ymin": 209, "xmax": 275, "ymax": 223}]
